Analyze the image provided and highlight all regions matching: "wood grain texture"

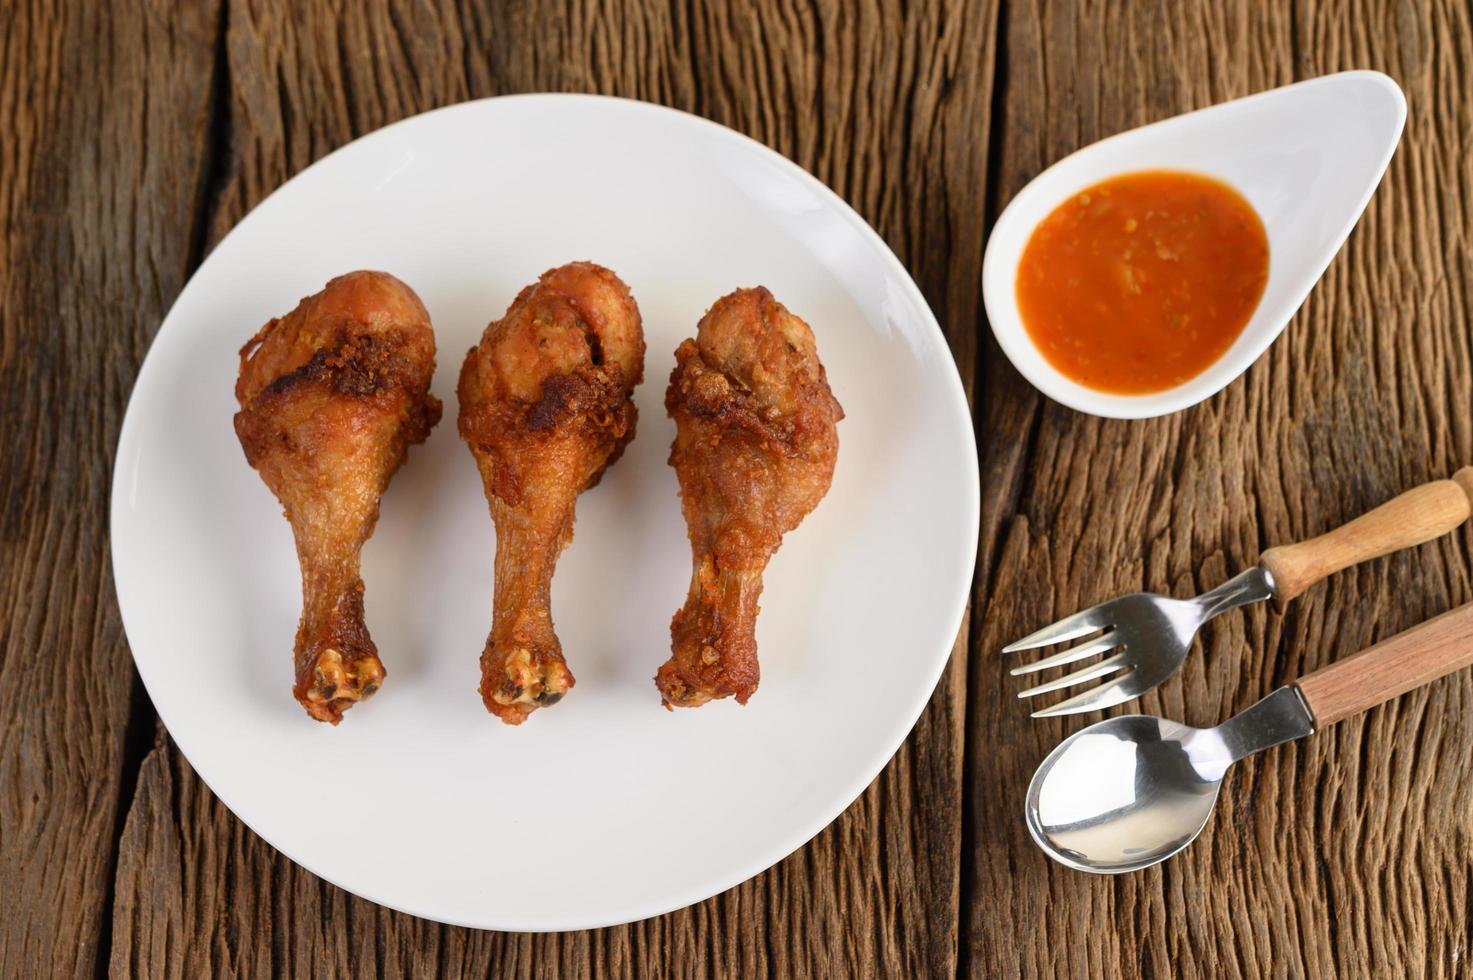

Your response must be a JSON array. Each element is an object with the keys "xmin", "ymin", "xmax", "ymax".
[
  {"xmin": 1297, "ymin": 601, "xmax": 1473, "ymax": 727},
  {"xmin": 4, "ymin": 0, "xmax": 1471, "ymax": 977},
  {"xmin": 1261, "ymin": 476, "xmax": 1473, "ymax": 602},
  {"xmin": 104, "ymin": 1, "xmax": 998, "ymax": 977},
  {"xmin": 0, "ymin": 1, "xmax": 221, "ymax": 977},
  {"xmin": 967, "ymin": 0, "xmax": 1473, "ymax": 977}
]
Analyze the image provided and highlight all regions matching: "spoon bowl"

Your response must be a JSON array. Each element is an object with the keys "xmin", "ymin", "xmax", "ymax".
[
  {"xmin": 1026, "ymin": 715, "xmax": 1227, "ymax": 873},
  {"xmin": 983, "ymin": 70, "xmax": 1406, "ymax": 418},
  {"xmin": 1026, "ymin": 687, "xmax": 1316, "ymax": 873}
]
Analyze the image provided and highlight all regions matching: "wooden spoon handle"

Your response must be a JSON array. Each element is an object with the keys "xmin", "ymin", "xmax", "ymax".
[
  {"xmin": 1261, "ymin": 467, "xmax": 1473, "ymax": 603},
  {"xmin": 1295, "ymin": 602, "xmax": 1473, "ymax": 728}
]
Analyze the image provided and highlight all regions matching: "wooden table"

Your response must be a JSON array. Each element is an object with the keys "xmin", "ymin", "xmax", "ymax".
[{"xmin": 3, "ymin": 1, "xmax": 1470, "ymax": 976}]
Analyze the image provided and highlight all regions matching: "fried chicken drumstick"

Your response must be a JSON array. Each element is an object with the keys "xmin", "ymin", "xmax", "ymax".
[
  {"xmin": 458, "ymin": 262, "xmax": 645, "ymax": 724},
  {"xmin": 234, "ymin": 272, "xmax": 442, "ymax": 723},
  {"xmin": 657, "ymin": 287, "xmax": 843, "ymax": 708}
]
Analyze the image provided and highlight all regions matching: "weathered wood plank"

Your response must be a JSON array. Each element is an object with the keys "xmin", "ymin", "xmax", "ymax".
[
  {"xmin": 0, "ymin": 1, "xmax": 222, "ymax": 977},
  {"xmin": 108, "ymin": 1, "xmax": 997, "ymax": 976},
  {"xmin": 966, "ymin": 1, "xmax": 1472, "ymax": 977}
]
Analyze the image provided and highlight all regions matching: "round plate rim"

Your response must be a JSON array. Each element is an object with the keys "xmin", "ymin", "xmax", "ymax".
[{"xmin": 109, "ymin": 92, "xmax": 981, "ymax": 932}]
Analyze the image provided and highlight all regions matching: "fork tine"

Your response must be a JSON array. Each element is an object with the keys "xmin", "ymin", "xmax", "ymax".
[
  {"xmin": 1008, "ymin": 631, "xmax": 1120, "ymax": 677},
  {"xmin": 1029, "ymin": 673, "xmax": 1140, "ymax": 719},
  {"xmin": 1015, "ymin": 652, "xmax": 1129, "ymax": 699},
  {"xmin": 1001, "ymin": 605, "xmax": 1109, "ymax": 653}
]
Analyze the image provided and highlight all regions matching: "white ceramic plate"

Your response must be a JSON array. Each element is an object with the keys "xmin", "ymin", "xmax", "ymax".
[
  {"xmin": 983, "ymin": 71, "xmax": 1405, "ymax": 418},
  {"xmin": 111, "ymin": 95, "xmax": 979, "ymax": 931}
]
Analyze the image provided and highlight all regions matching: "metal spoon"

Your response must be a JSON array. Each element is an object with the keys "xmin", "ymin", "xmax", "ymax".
[{"xmin": 1026, "ymin": 602, "xmax": 1473, "ymax": 873}]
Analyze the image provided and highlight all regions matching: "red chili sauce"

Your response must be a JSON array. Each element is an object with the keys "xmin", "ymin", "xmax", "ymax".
[{"xmin": 1016, "ymin": 170, "xmax": 1270, "ymax": 394}]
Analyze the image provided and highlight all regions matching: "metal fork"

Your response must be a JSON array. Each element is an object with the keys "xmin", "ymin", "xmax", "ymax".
[
  {"xmin": 1007, "ymin": 468, "xmax": 1473, "ymax": 718},
  {"xmin": 1006, "ymin": 568, "xmax": 1274, "ymax": 717}
]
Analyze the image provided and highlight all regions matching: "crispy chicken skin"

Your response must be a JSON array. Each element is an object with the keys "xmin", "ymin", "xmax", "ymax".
[
  {"xmin": 234, "ymin": 271, "xmax": 441, "ymax": 724},
  {"xmin": 458, "ymin": 262, "xmax": 645, "ymax": 724},
  {"xmin": 657, "ymin": 287, "xmax": 843, "ymax": 708}
]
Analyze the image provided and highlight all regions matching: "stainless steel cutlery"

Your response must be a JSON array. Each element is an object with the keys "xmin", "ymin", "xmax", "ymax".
[
  {"xmin": 1008, "ymin": 468, "xmax": 1473, "ymax": 716},
  {"xmin": 1026, "ymin": 601, "xmax": 1473, "ymax": 872}
]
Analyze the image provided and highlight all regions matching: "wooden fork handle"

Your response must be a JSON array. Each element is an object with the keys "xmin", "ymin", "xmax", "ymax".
[
  {"xmin": 1261, "ymin": 467, "xmax": 1473, "ymax": 604},
  {"xmin": 1295, "ymin": 602, "xmax": 1473, "ymax": 727}
]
